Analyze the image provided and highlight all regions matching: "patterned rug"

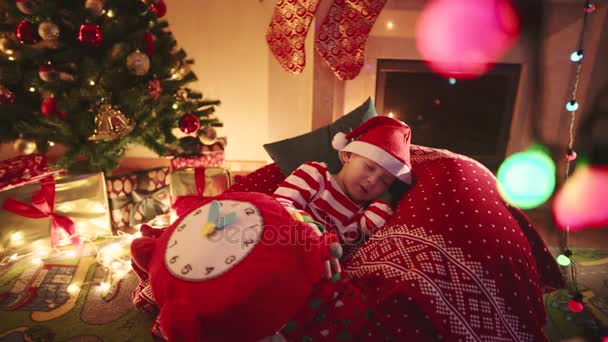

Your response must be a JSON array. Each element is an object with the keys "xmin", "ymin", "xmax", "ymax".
[
  {"xmin": 0, "ymin": 251, "xmax": 153, "ymax": 342},
  {"xmin": 1, "ymin": 249, "xmax": 606, "ymax": 341}
]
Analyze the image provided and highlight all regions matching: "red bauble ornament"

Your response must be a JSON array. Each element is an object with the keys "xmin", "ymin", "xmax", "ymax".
[
  {"xmin": 567, "ymin": 299, "xmax": 584, "ymax": 313},
  {"xmin": 148, "ymin": 78, "xmax": 162, "ymax": 100},
  {"xmin": 41, "ymin": 97, "xmax": 57, "ymax": 116},
  {"xmin": 144, "ymin": 32, "xmax": 154, "ymax": 55},
  {"xmin": 179, "ymin": 113, "xmax": 200, "ymax": 134},
  {"xmin": 78, "ymin": 23, "xmax": 103, "ymax": 47},
  {"xmin": 15, "ymin": 20, "xmax": 39, "ymax": 44},
  {"xmin": 150, "ymin": 0, "xmax": 167, "ymax": 18}
]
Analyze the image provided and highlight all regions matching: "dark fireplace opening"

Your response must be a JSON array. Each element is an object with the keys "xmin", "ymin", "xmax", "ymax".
[{"xmin": 375, "ymin": 59, "xmax": 521, "ymax": 171}]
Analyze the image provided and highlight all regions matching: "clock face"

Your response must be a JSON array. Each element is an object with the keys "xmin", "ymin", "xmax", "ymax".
[{"xmin": 164, "ymin": 200, "xmax": 264, "ymax": 281}]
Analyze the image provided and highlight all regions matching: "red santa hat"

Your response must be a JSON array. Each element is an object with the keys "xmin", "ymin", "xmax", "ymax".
[{"xmin": 332, "ymin": 116, "xmax": 413, "ymax": 184}]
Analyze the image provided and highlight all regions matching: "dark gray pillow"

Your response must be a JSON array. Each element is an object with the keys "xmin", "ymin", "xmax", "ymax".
[{"xmin": 263, "ymin": 97, "xmax": 377, "ymax": 176}]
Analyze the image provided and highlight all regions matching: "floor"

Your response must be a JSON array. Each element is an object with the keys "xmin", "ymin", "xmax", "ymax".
[{"xmin": 524, "ymin": 205, "xmax": 608, "ymax": 341}]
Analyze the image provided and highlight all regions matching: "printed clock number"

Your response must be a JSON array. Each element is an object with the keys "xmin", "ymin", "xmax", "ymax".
[
  {"xmin": 205, "ymin": 267, "xmax": 214, "ymax": 275},
  {"xmin": 177, "ymin": 223, "xmax": 186, "ymax": 232},
  {"xmin": 193, "ymin": 208, "xmax": 202, "ymax": 216},
  {"xmin": 244, "ymin": 207, "xmax": 255, "ymax": 216},
  {"xmin": 181, "ymin": 264, "xmax": 192, "ymax": 275},
  {"xmin": 170, "ymin": 255, "xmax": 179, "ymax": 264},
  {"xmin": 168, "ymin": 240, "xmax": 177, "ymax": 248},
  {"xmin": 225, "ymin": 255, "xmax": 236, "ymax": 265}
]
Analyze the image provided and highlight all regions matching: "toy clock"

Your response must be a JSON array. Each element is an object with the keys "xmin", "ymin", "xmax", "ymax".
[
  {"xmin": 131, "ymin": 191, "xmax": 340, "ymax": 341},
  {"xmin": 165, "ymin": 199, "xmax": 263, "ymax": 281}
]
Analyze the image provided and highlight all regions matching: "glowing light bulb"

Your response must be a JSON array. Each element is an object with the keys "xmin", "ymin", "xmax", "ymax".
[
  {"xmin": 567, "ymin": 299, "xmax": 584, "ymax": 313},
  {"xmin": 570, "ymin": 50, "xmax": 583, "ymax": 62},
  {"xmin": 8, "ymin": 56, "xmax": 15, "ymax": 61},
  {"xmin": 556, "ymin": 254, "xmax": 571, "ymax": 267},
  {"xmin": 11, "ymin": 232, "xmax": 23, "ymax": 242},
  {"xmin": 29, "ymin": 87, "xmax": 36, "ymax": 92},
  {"xmin": 172, "ymin": 103, "xmax": 179, "ymax": 110},
  {"xmin": 67, "ymin": 283, "xmax": 80, "ymax": 294},
  {"xmin": 387, "ymin": 112, "xmax": 395, "ymax": 118},
  {"xmin": 448, "ymin": 78, "xmax": 457, "ymax": 85},
  {"xmin": 386, "ymin": 21, "xmax": 394, "ymax": 30},
  {"xmin": 566, "ymin": 100, "xmax": 579, "ymax": 112},
  {"xmin": 99, "ymin": 282, "xmax": 111, "ymax": 292},
  {"xmin": 89, "ymin": 80, "xmax": 95, "ymax": 86},
  {"xmin": 107, "ymin": 9, "xmax": 115, "ymax": 18},
  {"xmin": 48, "ymin": 141, "xmax": 55, "ymax": 147}
]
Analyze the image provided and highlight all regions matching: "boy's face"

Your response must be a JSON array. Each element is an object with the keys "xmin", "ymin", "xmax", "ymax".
[{"xmin": 339, "ymin": 152, "xmax": 396, "ymax": 202}]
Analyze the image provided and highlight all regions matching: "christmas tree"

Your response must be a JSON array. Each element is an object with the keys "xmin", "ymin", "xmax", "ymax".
[{"xmin": 0, "ymin": 0, "xmax": 221, "ymax": 173}]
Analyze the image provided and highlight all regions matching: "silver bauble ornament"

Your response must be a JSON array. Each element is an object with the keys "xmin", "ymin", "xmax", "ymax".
[
  {"xmin": 199, "ymin": 125, "xmax": 217, "ymax": 145},
  {"xmin": 126, "ymin": 50, "xmax": 150, "ymax": 76},
  {"xmin": 38, "ymin": 21, "xmax": 60, "ymax": 41}
]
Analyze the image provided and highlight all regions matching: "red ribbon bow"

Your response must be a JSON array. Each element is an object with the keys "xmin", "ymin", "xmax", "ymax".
[
  {"xmin": 2, "ymin": 176, "xmax": 81, "ymax": 248},
  {"xmin": 171, "ymin": 167, "xmax": 207, "ymax": 218}
]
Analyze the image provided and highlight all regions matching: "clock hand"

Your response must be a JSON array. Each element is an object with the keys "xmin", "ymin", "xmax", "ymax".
[
  {"xmin": 215, "ymin": 212, "xmax": 236, "ymax": 230},
  {"xmin": 207, "ymin": 200, "xmax": 220, "ymax": 224},
  {"xmin": 202, "ymin": 201, "xmax": 220, "ymax": 237},
  {"xmin": 202, "ymin": 222, "xmax": 216, "ymax": 237}
]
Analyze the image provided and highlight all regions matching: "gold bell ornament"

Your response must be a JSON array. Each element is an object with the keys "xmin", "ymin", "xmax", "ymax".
[{"xmin": 88, "ymin": 104, "xmax": 134, "ymax": 141}]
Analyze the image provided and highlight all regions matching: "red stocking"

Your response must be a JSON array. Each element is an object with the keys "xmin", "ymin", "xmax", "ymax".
[
  {"xmin": 315, "ymin": 0, "xmax": 388, "ymax": 80},
  {"xmin": 266, "ymin": 0, "xmax": 321, "ymax": 74}
]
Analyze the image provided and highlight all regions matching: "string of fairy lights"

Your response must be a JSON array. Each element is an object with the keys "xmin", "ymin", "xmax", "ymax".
[
  {"xmin": 555, "ymin": 0, "xmax": 597, "ymax": 314},
  {"xmin": 1, "ymin": 230, "xmax": 141, "ymax": 297}
]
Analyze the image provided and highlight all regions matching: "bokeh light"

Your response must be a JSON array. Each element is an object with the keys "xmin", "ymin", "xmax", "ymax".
[
  {"xmin": 553, "ymin": 164, "xmax": 608, "ymax": 231},
  {"xmin": 416, "ymin": 0, "xmax": 519, "ymax": 79},
  {"xmin": 570, "ymin": 50, "xmax": 583, "ymax": 62},
  {"xmin": 556, "ymin": 254, "xmax": 571, "ymax": 267},
  {"xmin": 497, "ymin": 147, "xmax": 556, "ymax": 209}
]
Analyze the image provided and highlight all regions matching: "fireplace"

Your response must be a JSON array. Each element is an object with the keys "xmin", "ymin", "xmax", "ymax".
[{"xmin": 375, "ymin": 59, "xmax": 521, "ymax": 171}]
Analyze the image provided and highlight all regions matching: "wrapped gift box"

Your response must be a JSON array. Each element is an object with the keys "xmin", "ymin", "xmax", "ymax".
[
  {"xmin": 169, "ymin": 151, "xmax": 225, "ymax": 170},
  {"xmin": 0, "ymin": 154, "xmax": 50, "ymax": 192},
  {"xmin": 0, "ymin": 172, "xmax": 112, "ymax": 259},
  {"xmin": 106, "ymin": 167, "xmax": 170, "ymax": 233},
  {"xmin": 169, "ymin": 167, "xmax": 232, "ymax": 221}
]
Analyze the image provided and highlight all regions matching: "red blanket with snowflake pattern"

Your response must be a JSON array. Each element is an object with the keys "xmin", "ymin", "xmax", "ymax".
[{"xmin": 226, "ymin": 145, "xmax": 564, "ymax": 341}]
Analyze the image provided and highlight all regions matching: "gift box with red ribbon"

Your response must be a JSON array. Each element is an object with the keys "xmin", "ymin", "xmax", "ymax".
[
  {"xmin": 169, "ymin": 151, "xmax": 225, "ymax": 170},
  {"xmin": 0, "ymin": 171, "xmax": 112, "ymax": 259},
  {"xmin": 169, "ymin": 167, "xmax": 232, "ymax": 221}
]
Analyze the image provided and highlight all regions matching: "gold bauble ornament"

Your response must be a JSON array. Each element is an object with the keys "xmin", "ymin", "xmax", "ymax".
[
  {"xmin": 13, "ymin": 138, "xmax": 37, "ymax": 155},
  {"xmin": 85, "ymin": 0, "xmax": 105, "ymax": 17},
  {"xmin": 0, "ymin": 37, "xmax": 16, "ymax": 55},
  {"xmin": 199, "ymin": 125, "xmax": 217, "ymax": 145},
  {"xmin": 38, "ymin": 21, "xmax": 60, "ymax": 41},
  {"xmin": 126, "ymin": 50, "xmax": 150, "ymax": 76},
  {"xmin": 89, "ymin": 104, "xmax": 134, "ymax": 141}
]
